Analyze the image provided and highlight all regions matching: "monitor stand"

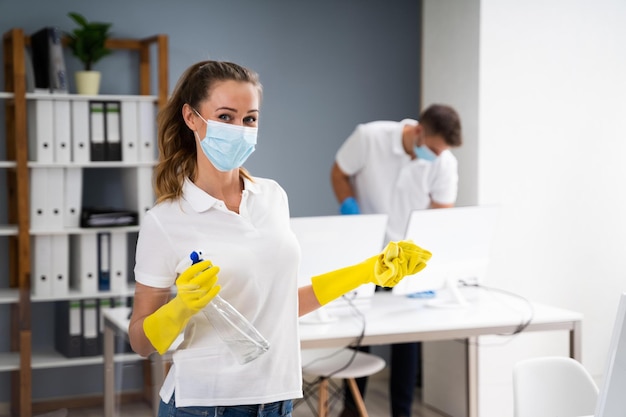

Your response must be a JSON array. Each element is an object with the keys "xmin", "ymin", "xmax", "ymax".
[{"xmin": 426, "ymin": 278, "xmax": 471, "ymax": 309}]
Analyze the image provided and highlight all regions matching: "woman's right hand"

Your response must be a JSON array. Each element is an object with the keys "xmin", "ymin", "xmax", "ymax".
[{"xmin": 142, "ymin": 260, "xmax": 221, "ymax": 355}]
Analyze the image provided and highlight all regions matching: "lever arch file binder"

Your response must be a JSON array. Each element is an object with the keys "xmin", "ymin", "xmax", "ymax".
[
  {"xmin": 63, "ymin": 168, "xmax": 83, "ymax": 228},
  {"xmin": 121, "ymin": 100, "xmax": 139, "ymax": 163},
  {"xmin": 71, "ymin": 100, "xmax": 91, "ymax": 163},
  {"xmin": 27, "ymin": 99, "xmax": 54, "ymax": 163},
  {"xmin": 54, "ymin": 300, "xmax": 82, "ymax": 358},
  {"xmin": 81, "ymin": 298, "xmax": 100, "ymax": 356},
  {"xmin": 70, "ymin": 234, "xmax": 98, "ymax": 294},
  {"xmin": 89, "ymin": 101, "xmax": 106, "ymax": 161},
  {"xmin": 53, "ymin": 99, "xmax": 72, "ymax": 163},
  {"xmin": 105, "ymin": 101, "xmax": 122, "ymax": 161},
  {"xmin": 31, "ymin": 235, "xmax": 53, "ymax": 297},
  {"xmin": 97, "ymin": 232, "xmax": 111, "ymax": 291},
  {"xmin": 109, "ymin": 231, "xmax": 128, "ymax": 293},
  {"xmin": 138, "ymin": 101, "xmax": 156, "ymax": 162},
  {"xmin": 51, "ymin": 234, "xmax": 69, "ymax": 297}
]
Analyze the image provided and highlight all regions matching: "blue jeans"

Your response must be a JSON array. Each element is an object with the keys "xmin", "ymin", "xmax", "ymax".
[{"xmin": 158, "ymin": 395, "xmax": 293, "ymax": 417}]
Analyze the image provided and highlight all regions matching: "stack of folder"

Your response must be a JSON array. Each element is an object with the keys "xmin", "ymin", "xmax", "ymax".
[
  {"xmin": 31, "ymin": 229, "xmax": 129, "ymax": 298},
  {"xmin": 54, "ymin": 297, "xmax": 133, "ymax": 358},
  {"xmin": 28, "ymin": 97, "xmax": 157, "ymax": 164}
]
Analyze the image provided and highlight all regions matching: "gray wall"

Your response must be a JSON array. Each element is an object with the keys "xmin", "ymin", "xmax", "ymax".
[{"xmin": 0, "ymin": 0, "xmax": 422, "ymax": 402}]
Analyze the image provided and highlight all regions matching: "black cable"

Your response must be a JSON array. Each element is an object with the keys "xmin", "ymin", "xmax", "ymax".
[
  {"xmin": 300, "ymin": 293, "xmax": 367, "ymax": 379},
  {"xmin": 457, "ymin": 280, "xmax": 535, "ymax": 344},
  {"xmin": 297, "ymin": 294, "xmax": 368, "ymax": 414}
]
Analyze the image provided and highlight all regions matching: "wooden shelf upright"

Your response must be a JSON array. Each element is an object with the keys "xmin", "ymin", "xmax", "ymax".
[{"xmin": 3, "ymin": 27, "xmax": 32, "ymax": 417}]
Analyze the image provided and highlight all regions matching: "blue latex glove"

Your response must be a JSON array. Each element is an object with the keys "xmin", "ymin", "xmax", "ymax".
[{"xmin": 340, "ymin": 197, "xmax": 360, "ymax": 215}]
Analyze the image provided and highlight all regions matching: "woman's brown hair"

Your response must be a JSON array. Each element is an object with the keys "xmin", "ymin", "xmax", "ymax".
[{"xmin": 153, "ymin": 61, "xmax": 263, "ymax": 202}]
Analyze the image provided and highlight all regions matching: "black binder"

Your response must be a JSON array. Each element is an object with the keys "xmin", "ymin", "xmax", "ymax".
[
  {"xmin": 89, "ymin": 100, "xmax": 124, "ymax": 161},
  {"xmin": 30, "ymin": 27, "xmax": 68, "ymax": 92},
  {"xmin": 54, "ymin": 300, "xmax": 83, "ymax": 358},
  {"xmin": 97, "ymin": 232, "xmax": 111, "ymax": 291},
  {"xmin": 81, "ymin": 298, "xmax": 101, "ymax": 356},
  {"xmin": 105, "ymin": 101, "xmax": 123, "ymax": 161},
  {"xmin": 89, "ymin": 101, "xmax": 106, "ymax": 161},
  {"xmin": 80, "ymin": 207, "xmax": 139, "ymax": 228}
]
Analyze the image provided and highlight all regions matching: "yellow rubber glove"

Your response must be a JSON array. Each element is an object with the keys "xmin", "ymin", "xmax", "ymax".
[
  {"xmin": 143, "ymin": 260, "xmax": 220, "ymax": 354},
  {"xmin": 311, "ymin": 240, "xmax": 432, "ymax": 305}
]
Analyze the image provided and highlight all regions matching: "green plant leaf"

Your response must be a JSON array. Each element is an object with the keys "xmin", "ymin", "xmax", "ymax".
[{"xmin": 66, "ymin": 12, "xmax": 112, "ymax": 70}]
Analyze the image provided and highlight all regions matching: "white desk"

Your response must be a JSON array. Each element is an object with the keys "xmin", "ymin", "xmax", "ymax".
[{"xmin": 102, "ymin": 289, "xmax": 583, "ymax": 417}]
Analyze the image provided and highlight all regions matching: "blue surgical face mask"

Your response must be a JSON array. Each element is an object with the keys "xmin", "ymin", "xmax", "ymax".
[
  {"xmin": 414, "ymin": 145, "xmax": 437, "ymax": 162},
  {"xmin": 194, "ymin": 110, "xmax": 258, "ymax": 172}
]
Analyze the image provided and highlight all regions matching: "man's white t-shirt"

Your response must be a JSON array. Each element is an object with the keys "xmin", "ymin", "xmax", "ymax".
[
  {"xmin": 134, "ymin": 177, "xmax": 303, "ymax": 407},
  {"xmin": 336, "ymin": 119, "xmax": 458, "ymax": 242}
]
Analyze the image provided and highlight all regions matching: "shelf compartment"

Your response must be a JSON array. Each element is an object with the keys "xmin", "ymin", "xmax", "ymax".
[
  {"xmin": 30, "ymin": 285, "xmax": 136, "ymax": 303},
  {"xmin": 31, "ymin": 348, "xmax": 142, "ymax": 370},
  {"xmin": 0, "ymin": 224, "xmax": 18, "ymax": 236},
  {"xmin": 0, "ymin": 288, "xmax": 19, "ymax": 304},
  {"xmin": 0, "ymin": 352, "xmax": 21, "ymax": 372}
]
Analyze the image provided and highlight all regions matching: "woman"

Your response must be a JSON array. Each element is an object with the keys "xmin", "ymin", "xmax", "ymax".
[{"xmin": 128, "ymin": 60, "xmax": 431, "ymax": 417}]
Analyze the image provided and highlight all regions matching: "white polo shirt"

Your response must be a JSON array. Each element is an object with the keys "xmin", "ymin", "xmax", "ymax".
[
  {"xmin": 134, "ymin": 177, "xmax": 303, "ymax": 407},
  {"xmin": 336, "ymin": 119, "xmax": 458, "ymax": 242}
]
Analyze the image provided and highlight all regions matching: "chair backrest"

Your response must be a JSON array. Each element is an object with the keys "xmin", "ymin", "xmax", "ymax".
[{"xmin": 513, "ymin": 356, "xmax": 599, "ymax": 417}]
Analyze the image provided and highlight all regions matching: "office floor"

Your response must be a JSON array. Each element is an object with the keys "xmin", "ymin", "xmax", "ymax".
[{"xmin": 31, "ymin": 369, "xmax": 445, "ymax": 417}]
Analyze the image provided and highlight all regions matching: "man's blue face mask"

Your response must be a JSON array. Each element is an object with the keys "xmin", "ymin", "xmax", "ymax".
[{"xmin": 414, "ymin": 145, "xmax": 437, "ymax": 162}]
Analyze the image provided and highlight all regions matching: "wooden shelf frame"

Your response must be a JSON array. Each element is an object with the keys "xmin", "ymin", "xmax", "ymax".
[{"xmin": 2, "ymin": 27, "xmax": 169, "ymax": 417}]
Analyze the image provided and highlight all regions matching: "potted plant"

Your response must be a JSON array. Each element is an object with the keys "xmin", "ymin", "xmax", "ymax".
[{"xmin": 66, "ymin": 12, "xmax": 112, "ymax": 95}]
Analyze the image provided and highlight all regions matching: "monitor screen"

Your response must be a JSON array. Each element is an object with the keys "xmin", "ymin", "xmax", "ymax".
[
  {"xmin": 392, "ymin": 205, "xmax": 499, "ymax": 304},
  {"xmin": 595, "ymin": 292, "xmax": 626, "ymax": 417},
  {"xmin": 291, "ymin": 213, "xmax": 388, "ymax": 291},
  {"xmin": 290, "ymin": 214, "xmax": 388, "ymax": 320}
]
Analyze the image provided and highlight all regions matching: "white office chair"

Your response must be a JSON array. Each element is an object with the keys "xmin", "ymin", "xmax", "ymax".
[
  {"xmin": 512, "ymin": 356, "xmax": 599, "ymax": 417},
  {"xmin": 299, "ymin": 348, "xmax": 386, "ymax": 417}
]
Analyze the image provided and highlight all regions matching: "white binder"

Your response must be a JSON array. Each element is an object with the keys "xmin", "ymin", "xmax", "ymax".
[
  {"xmin": 27, "ymin": 99, "xmax": 54, "ymax": 163},
  {"xmin": 51, "ymin": 234, "xmax": 69, "ymax": 297},
  {"xmin": 63, "ymin": 167, "xmax": 83, "ymax": 228},
  {"xmin": 53, "ymin": 99, "xmax": 71, "ymax": 163},
  {"xmin": 121, "ymin": 166, "xmax": 155, "ymax": 224},
  {"xmin": 31, "ymin": 235, "xmax": 53, "ymax": 297},
  {"xmin": 120, "ymin": 100, "xmax": 139, "ymax": 163},
  {"xmin": 30, "ymin": 168, "xmax": 49, "ymax": 230},
  {"xmin": 137, "ymin": 166, "xmax": 155, "ymax": 222},
  {"xmin": 109, "ymin": 230, "xmax": 128, "ymax": 293},
  {"xmin": 70, "ymin": 234, "xmax": 98, "ymax": 294},
  {"xmin": 47, "ymin": 167, "xmax": 65, "ymax": 230},
  {"xmin": 137, "ymin": 101, "xmax": 156, "ymax": 162},
  {"xmin": 70, "ymin": 100, "xmax": 90, "ymax": 163}
]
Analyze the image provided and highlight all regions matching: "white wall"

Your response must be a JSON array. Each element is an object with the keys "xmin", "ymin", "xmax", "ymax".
[
  {"xmin": 421, "ymin": 0, "xmax": 480, "ymax": 207},
  {"xmin": 423, "ymin": 0, "xmax": 626, "ymax": 414},
  {"xmin": 479, "ymin": 0, "xmax": 626, "ymax": 376}
]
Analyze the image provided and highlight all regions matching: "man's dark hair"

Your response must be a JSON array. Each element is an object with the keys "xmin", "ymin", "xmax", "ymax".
[{"xmin": 419, "ymin": 104, "xmax": 462, "ymax": 147}]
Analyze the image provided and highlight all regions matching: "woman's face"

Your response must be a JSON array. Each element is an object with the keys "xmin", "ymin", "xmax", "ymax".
[{"xmin": 195, "ymin": 80, "xmax": 260, "ymax": 132}]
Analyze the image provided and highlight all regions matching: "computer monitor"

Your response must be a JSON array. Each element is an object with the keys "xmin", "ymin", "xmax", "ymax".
[
  {"xmin": 290, "ymin": 214, "xmax": 388, "ymax": 322},
  {"xmin": 594, "ymin": 292, "xmax": 626, "ymax": 417},
  {"xmin": 392, "ymin": 205, "xmax": 499, "ymax": 307}
]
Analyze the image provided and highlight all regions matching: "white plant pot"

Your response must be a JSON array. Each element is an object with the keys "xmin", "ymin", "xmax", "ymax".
[{"xmin": 75, "ymin": 70, "xmax": 101, "ymax": 95}]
